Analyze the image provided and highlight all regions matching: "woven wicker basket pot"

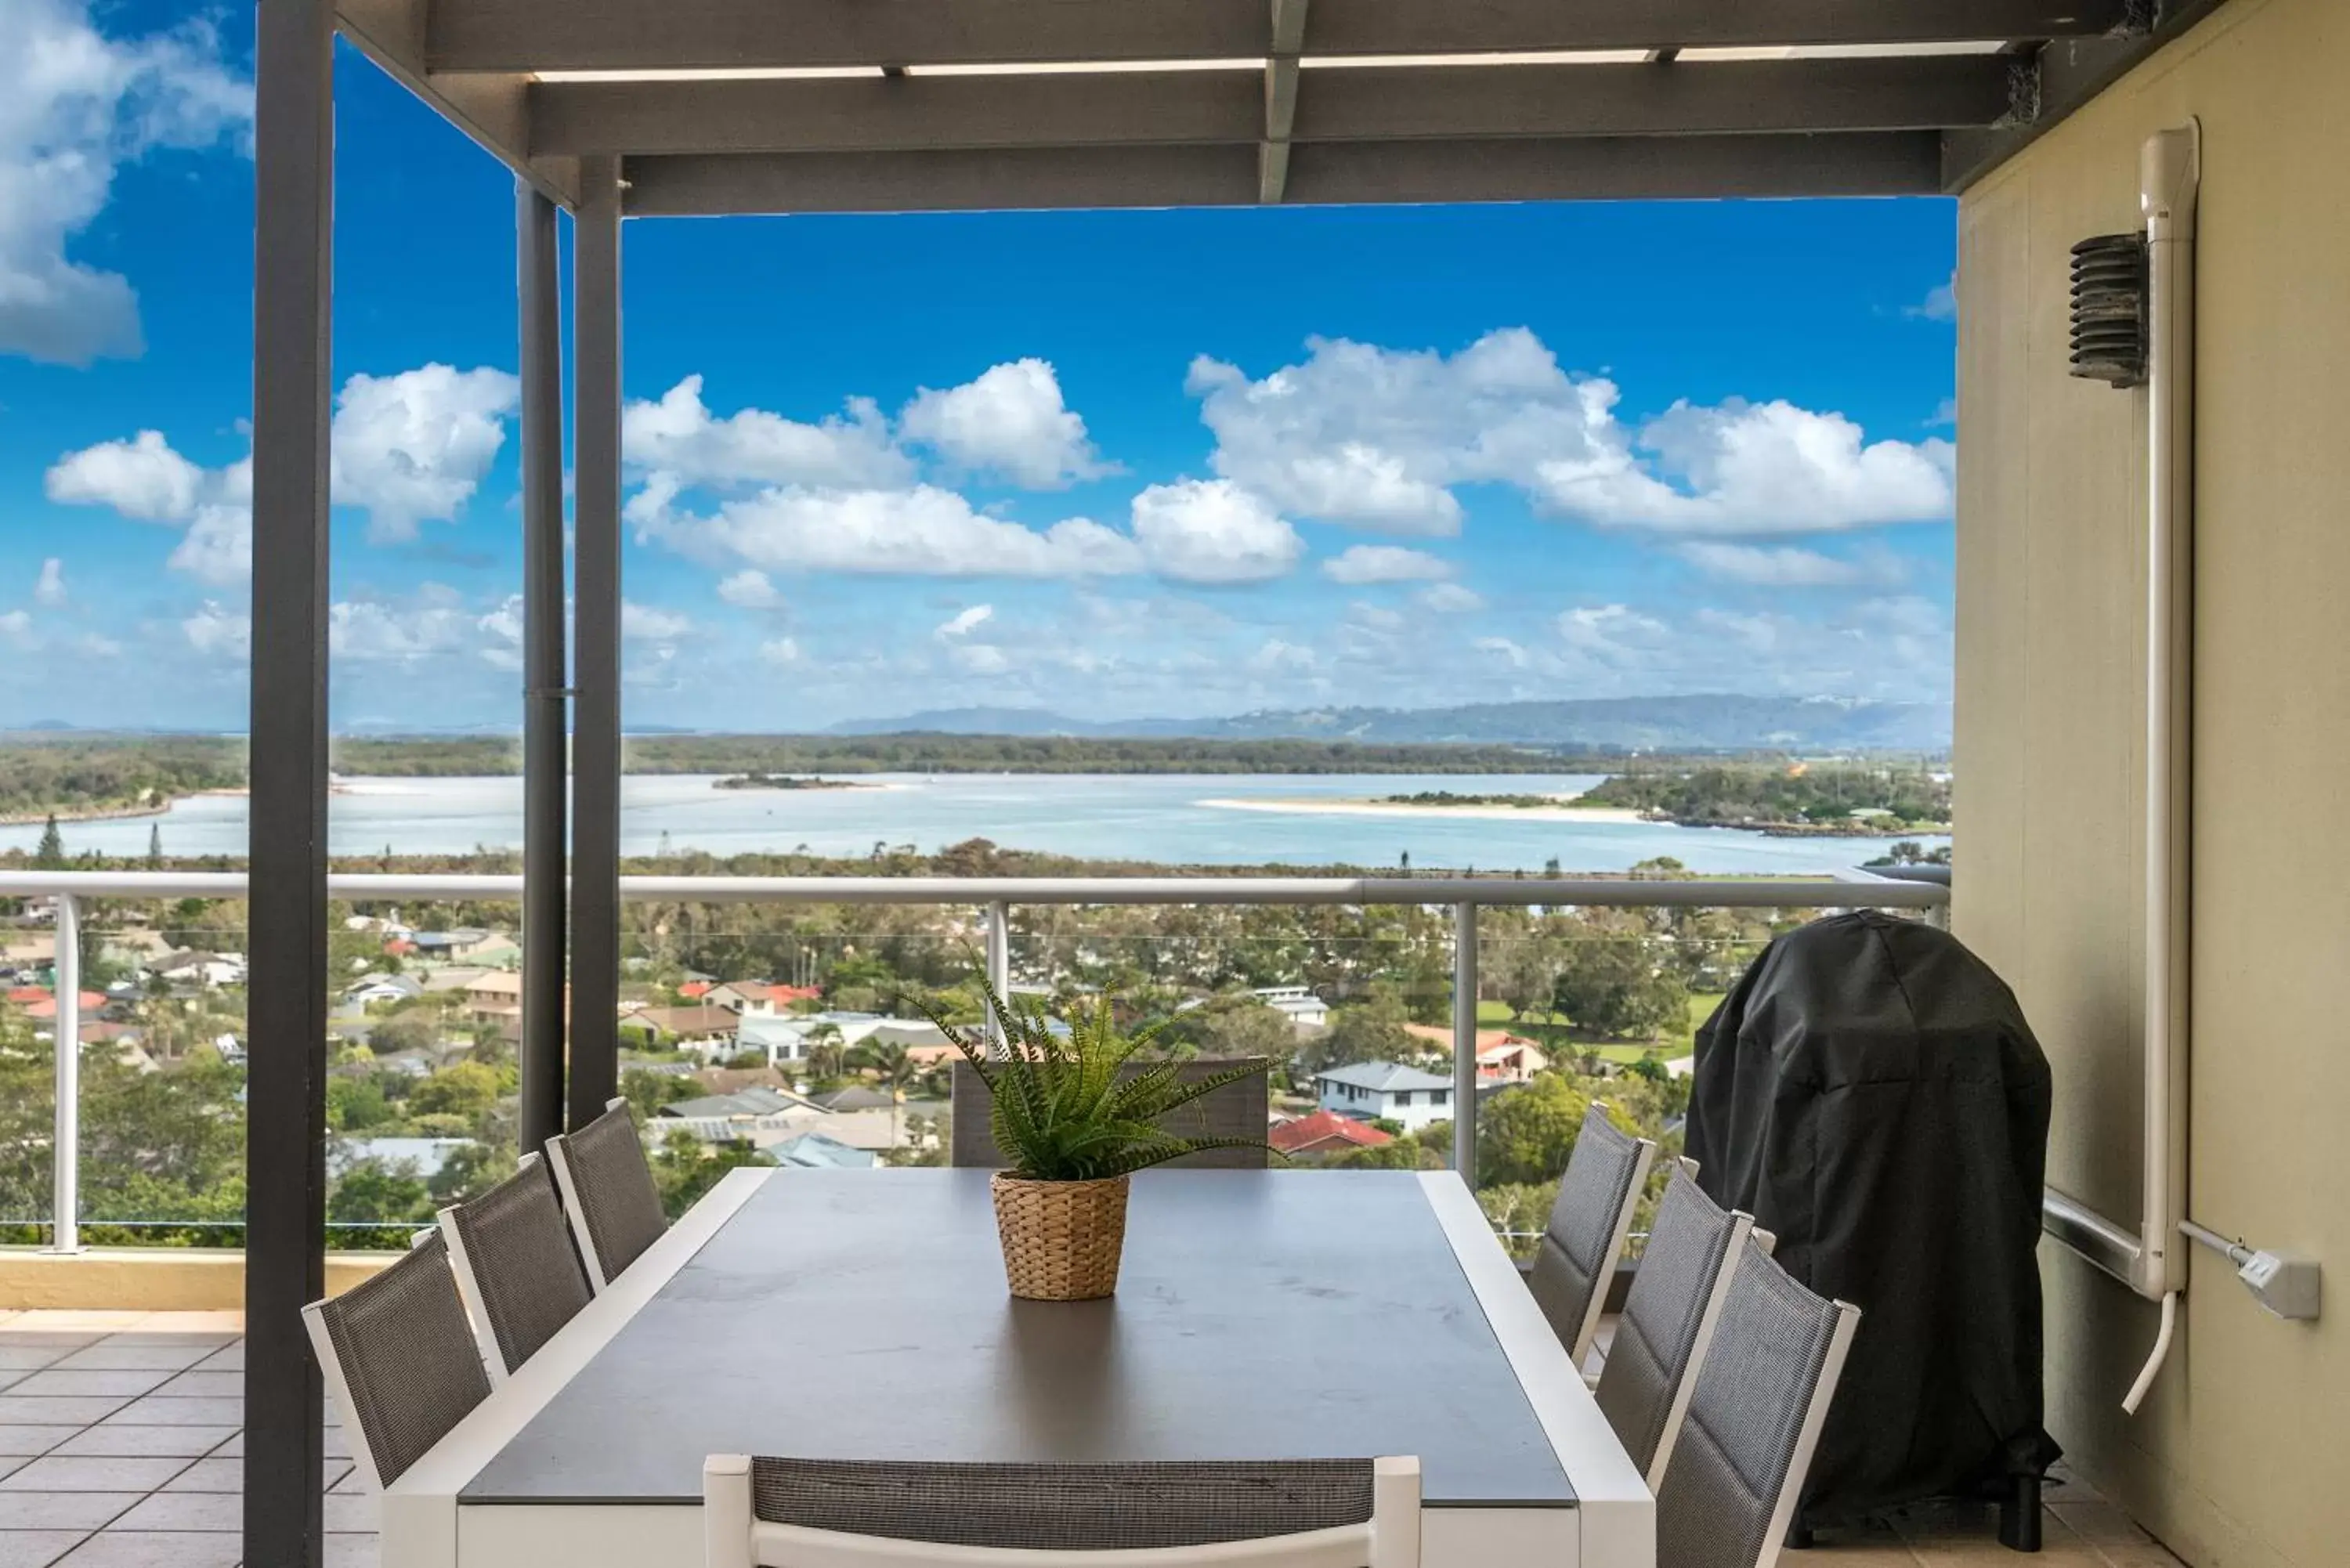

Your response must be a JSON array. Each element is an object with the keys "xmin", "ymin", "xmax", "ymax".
[{"xmin": 990, "ymin": 1172, "xmax": 1130, "ymax": 1301}]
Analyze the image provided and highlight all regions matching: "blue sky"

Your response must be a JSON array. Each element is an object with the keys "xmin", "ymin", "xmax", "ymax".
[{"xmin": 0, "ymin": 0, "xmax": 1958, "ymax": 735}]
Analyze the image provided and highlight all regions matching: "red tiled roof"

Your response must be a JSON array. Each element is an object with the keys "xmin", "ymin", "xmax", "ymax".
[
  {"xmin": 678, "ymin": 981, "xmax": 714, "ymax": 998},
  {"xmin": 1270, "ymin": 1110, "xmax": 1394, "ymax": 1154},
  {"xmin": 24, "ymin": 992, "xmax": 106, "ymax": 1019}
]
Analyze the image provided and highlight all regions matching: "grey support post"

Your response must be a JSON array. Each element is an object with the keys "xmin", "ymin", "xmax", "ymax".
[
  {"xmin": 48, "ymin": 894, "xmax": 78, "ymax": 1254},
  {"xmin": 244, "ymin": 0, "xmax": 335, "ymax": 1561},
  {"xmin": 1452, "ymin": 903, "xmax": 1479, "ymax": 1181},
  {"xmin": 518, "ymin": 180, "xmax": 568, "ymax": 1154},
  {"xmin": 569, "ymin": 154, "xmax": 624, "ymax": 1129}
]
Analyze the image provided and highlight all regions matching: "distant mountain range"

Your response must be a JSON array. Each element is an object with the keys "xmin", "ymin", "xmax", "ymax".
[{"xmin": 828, "ymin": 695, "xmax": 1951, "ymax": 752}]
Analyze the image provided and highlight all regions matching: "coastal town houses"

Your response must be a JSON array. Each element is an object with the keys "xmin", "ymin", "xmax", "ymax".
[
  {"xmin": 146, "ymin": 949, "xmax": 247, "ymax": 989},
  {"xmin": 1402, "ymin": 1023, "xmax": 1552, "ymax": 1084},
  {"xmin": 701, "ymin": 981, "xmax": 822, "ymax": 1016},
  {"xmin": 652, "ymin": 1081, "xmax": 920, "ymax": 1161},
  {"xmin": 461, "ymin": 970, "xmax": 525, "ymax": 1025},
  {"xmin": 342, "ymin": 971, "xmax": 423, "ymax": 1008},
  {"xmin": 616, "ymin": 1003, "xmax": 742, "ymax": 1057},
  {"xmin": 1312, "ymin": 1060, "xmax": 1457, "ymax": 1133},
  {"xmin": 774, "ymin": 1132, "xmax": 878, "ymax": 1169},
  {"xmin": 732, "ymin": 1009, "xmax": 947, "ymax": 1068},
  {"xmin": 1270, "ymin": 1109, "xmax": 1394, "ymax": 1163},
  {"xmin": 407, "ymin": 928, "xmax": 521, "ymax": 966},
  {"xmin": 1250, "ymin": 985, "xmax": 1332, "ymax": 1032}
]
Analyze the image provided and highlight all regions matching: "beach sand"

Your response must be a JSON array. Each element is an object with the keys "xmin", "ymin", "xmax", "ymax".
[{"xmin": 1197, "ymin": 797, "xmax": 1649, "ymax": 825}]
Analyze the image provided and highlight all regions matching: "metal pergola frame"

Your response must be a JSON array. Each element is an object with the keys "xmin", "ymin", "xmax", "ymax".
[{"xmin": 242, "ymin": 2, "xmax": 2225, "ymax": 1560}]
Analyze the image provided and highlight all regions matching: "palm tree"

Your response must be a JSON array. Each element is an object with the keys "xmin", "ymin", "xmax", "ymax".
[
  {"xmin": 862, "ymin": 1040, "xmax": 918, "ymax": 1148},
  {"xmin": 801, "ymin": 1021, "xmax": 846, "ymax": 1084}
]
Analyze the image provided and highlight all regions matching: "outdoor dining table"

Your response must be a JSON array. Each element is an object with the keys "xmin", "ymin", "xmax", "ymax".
[{"xmin": 384, "ymin": 1165, "xmax": 1654, "ymax": 1568}]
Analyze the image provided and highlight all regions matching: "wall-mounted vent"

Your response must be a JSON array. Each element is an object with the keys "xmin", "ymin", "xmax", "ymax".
[{"xmin": 2070, "ymin": 233, "xmax": 2149, "ymax": 388}]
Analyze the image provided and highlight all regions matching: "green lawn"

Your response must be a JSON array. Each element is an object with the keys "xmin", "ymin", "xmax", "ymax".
[{"xmin": 1472, "ymin": 992, "xmax": 1724, "ymax": 1064}]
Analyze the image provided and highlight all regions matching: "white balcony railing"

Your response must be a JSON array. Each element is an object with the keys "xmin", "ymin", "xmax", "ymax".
[{"xmin": 2, "ymin": 866, "xmax": 1947, "ymax": 1252}]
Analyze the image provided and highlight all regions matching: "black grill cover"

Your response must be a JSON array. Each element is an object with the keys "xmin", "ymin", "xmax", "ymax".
[{"xmin": 1685, "ymin": 909, "xmax": 2057, "ymax": 1524}]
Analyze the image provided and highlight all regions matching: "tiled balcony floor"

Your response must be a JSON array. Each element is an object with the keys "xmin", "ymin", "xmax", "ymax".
[
  {"xmin": 0, "ymin": 1311, "xmax": 2183, "ymax": 1568},
  {"xmin": 0, "ymin": 1312, "xmax": 370, "ymax": 1568}
]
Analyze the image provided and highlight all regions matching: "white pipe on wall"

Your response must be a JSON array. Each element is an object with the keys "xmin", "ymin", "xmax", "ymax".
[
  {"xmin": 2139, "ymin": 121, "xmax": 2199, "ymax": 1303},
  {"xmin": 2119, "ymin": 119, "xmax": 2200, "ymax": 1411}
]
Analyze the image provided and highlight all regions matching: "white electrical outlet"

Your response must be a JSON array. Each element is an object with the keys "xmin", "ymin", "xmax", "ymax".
[{"xmin": 2235, "ymin": 1250, "xmax": 2322, "ymax": 1321}]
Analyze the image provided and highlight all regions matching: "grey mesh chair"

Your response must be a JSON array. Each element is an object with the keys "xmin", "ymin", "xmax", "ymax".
[
  {"xmin": 439, "ymin": 1151, "xmax": 595, "ymax": 1383},
  {"xmin": 301, "ymin": 1230, "xmax": 494, "ymax": 1492},
  {"xmin": 1654, "ymin": 1237, "xmax": 1860, "ymax": 1568},
  {"xmin": 547, "ymin": 1097, "xmax": 671, "ymax": 1292},
  {"xmin": 1593, "ymin": 1165, "xmax": 1757, "ymax": 1487},
  {"xmin": 1524, "ymin": 1104, "xmax": 1656, "ymax": 1369},
  {"xmin": 704, "ymin": 1454, "xmax": 1421, "ymax": 1568},
  {"xmin": 950, "ymin": 1059, "xmax": 1273, "ymax": 1169}
]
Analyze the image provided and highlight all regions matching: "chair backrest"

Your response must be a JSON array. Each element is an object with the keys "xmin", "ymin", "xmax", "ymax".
[
  {"xmin": 1655, "ymin": 1238, "xmax": 1860, "ymax": 1568},
  {"xmin": 302, "ymin": 1230, "xmax": 493, "ymax": 1491},
  {"xmin": 546, "ymin": 1097, "xmax": 670, "ymax": 1291},
  {"xmin": 949, "ymin": 1059, "xmax": 1273, "ymax": 1170},
  {"xmin": 440, "ymin": 1151, "xmax": 595, "ymax": 1382},
  {"xmin": 1594, "ymin": 1165, "xmax": 1755, "ymax": 1487},
  {"xmin": 705, "ymin": 1454, "xmax": 1421, "ymax": 1568},
  {"xmin": 1524, "ymin": 1105, "xmax": 1657, "ymax": 1367}
]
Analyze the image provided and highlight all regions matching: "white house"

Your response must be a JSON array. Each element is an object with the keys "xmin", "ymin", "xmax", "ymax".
[
  {"xmin": 733, "ymin": 1009, "xmax": 932, "ymax": 1067},
  {"xmin": 147, "ymin": 950, "xmax": 247, "ymax": 988},
  {"xmin": 1311, "ymin": 1061, "xmax": 1458, "ymax": 1134},
  {"xmin": 342, "ymin": 972, "xmax": 422, "ymax": 1008},
  {"xmin": 1251, "ymin": 985, "xmax": 1331, "ymax": 1031}
]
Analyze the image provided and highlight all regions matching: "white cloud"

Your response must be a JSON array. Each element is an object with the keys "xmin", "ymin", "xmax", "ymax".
[
  {"xmin": 331, "ymin": 364, "xmax": 520, "ymax": 542},
  {"xmin": 168, "ymin": 501, "xmax": 251, "ymax": 586},
  {"xmin": 624, "ymin": 375, "xmax": 909, "ymax": 490},
  {"xmin": 0, "ymin": 612, "xmax": 37, "ymax": 651},
  {"xmin": 760, "ymin": 636, "xmax": 803, "ymax": 666},
  {"xmin": 1129, "ymin": 479, "xmax": 1302, "ymax": 585},
  {"xmin": 935, "ymin": 605, "xmax": 994, "ymax": 639},
  {"xmin": 1416, "ymin": 582, "xmax": 1486, "ymax": 614},
  {"xmin": 1674, "ymin": 542, "xmax": 1892, "ymax": 587},
  {"xmin": 621, "ymin": 602, "xmax": 693, "ymax": 644},
  {"xmin": 49, "ymin": 363, "xmax": 521, "ymax": 576},
  {"xmin": 478, "ymin": 594, "xmax": 523, "ymax": 671},
  {"xmin": 0, "ymin": 0, "xmax": 251, "ymax": 366},
  {"xmin": 1191, "ymin": 328, "xmax": 1953, "ymax": 538},
  {"xmin": 1909, "ymin": 273, "xmax": 1958, "ymax": 322},
  {"xmin": 1246, "ymin": 638, "xmax": 1318, "ymax": 674},
  {"xmin": 1556, "ymin": 603, "xmax": 1673, "ymax": 663},
  {"xmin": 329, "ymin": 596, "xmax": 479, "ymax": 664},
  {"xmin": 1543, "ymin": 397, "xmax": 1953, "ymax": 535},
  {"xmin": 716, "ymin": 569, "xmax": 783, "ymax": 611},
  {"xmin": 33, "ymin": 558, "xmax": 66, "ymax": 607},
  {"xmin": 1320, "ymin": 544, "xmax": 1453, "ymax": 585},
  {"xmin": 44, "ymin": 429, "xmax": 203, "ymax": 518},
  {"xmin": 645, "ymin": 482, "xmax": 1145, "ymax": 580},
  {"xmin": 898, "ymin": 359, "xmax": 1106, "ymax": 488},
  {"xmin": 180, "ymin": 601, "xmax": 249, "ymax": 660},
  {"xmin": 1474, "ymin": 635, "xmax": 1530, "ymax": 668},
  {"xmin": 946, "ymin": 641, "xmax": 1011, "ymax": 675},
  {"xmin": 45, "ymin": 428, "xmax": 252, "ymax": 584}
]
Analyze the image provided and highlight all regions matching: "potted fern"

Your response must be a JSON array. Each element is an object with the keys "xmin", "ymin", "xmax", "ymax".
[{"xmin": 930, "ymin": 981, "xmax": 1275, "ymax": 1301}]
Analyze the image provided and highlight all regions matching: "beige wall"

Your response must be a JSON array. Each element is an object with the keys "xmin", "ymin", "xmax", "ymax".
[{"xmin": 1954, "ymin": 2, "xmax": 2350, "ymax": 1564}]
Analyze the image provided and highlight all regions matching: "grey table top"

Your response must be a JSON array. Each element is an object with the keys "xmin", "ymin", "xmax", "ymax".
[{"xmin": 464, "ymin": 1169, "xmax": 1574, "ymax": 1509}]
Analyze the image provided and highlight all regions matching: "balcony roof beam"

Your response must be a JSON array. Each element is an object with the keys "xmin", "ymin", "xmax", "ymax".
[
  {"xmin": 427, "ymin": 0, "xmax": 2133, "ymax": 76},
  {"xmin": 619, "ymin": 132, "xmax": 1942, "ymax": 216},
  {"xmin": 529, "ymin": 53, "xmax": 2011, "ymax": 159}
]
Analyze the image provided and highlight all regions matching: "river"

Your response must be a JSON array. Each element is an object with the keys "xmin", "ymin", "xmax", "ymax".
[{"xmin": 0, "ymin": 773, "xmax": 1948, "ymax": 875}]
